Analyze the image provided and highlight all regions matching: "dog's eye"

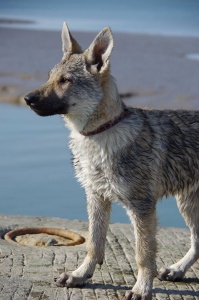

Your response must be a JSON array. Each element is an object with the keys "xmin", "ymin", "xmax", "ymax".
[{"xmin": 59, "ymin": 77, "xmax": 73, "ymax": 84}]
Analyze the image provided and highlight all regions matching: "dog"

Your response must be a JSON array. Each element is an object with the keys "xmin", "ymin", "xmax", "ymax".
[{"xmin": 24, "ymin": 22, "xmax": 199, "ymax": 300}]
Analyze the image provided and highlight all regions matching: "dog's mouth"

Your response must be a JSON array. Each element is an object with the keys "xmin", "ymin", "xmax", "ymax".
[
  {"xmin": 24, "ymin": 92, "xmax": 68, "ymax": 116},
  {"xmin": 25, "ymin": 96, "xmax": 68, "ymax": 117},
  {"xmin": 30, "ymin": 106, "xmax": 51, "ymax": 117},
  {"xmin": 30, "ymin": 104, "xmax": 67, "ymax": 117}
]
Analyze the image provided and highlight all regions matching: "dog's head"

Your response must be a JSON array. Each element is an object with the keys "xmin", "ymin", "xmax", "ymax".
[{"xmin": 24, "ymin": 22, "xmax": 114, "ymax": 125}]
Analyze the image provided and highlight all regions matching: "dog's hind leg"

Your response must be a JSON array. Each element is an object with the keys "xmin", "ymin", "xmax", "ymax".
[
  {"xmin": 158, "ymin": 187, "xmax": 199, "ymax": 281},
  {"xmin": 55, "ymin": 194, "xmax": 111, "ymax": 287},
  {"xmin": 125, "ymin": 206, "xmax": 157, "ymax": 300}
]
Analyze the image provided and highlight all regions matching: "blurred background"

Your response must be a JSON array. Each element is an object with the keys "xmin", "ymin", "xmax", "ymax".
[
  {"xmin": 1, "ymin": 0, "xmax": 199, "ymax": 35},
  {"xmin": 0, "ymin": 0, "xmax": 199, "ymax": 227}
]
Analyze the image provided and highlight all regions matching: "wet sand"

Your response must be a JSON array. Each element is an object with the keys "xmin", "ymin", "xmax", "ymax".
[{"xmin": 0, "ymin": 27, "xmax": 199, "ymax": 109}]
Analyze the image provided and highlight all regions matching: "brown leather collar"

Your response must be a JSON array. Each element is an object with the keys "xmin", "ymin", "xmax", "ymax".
[{"xmin": 80, "ymin": 108, "xmax": 132, "ymax": 136}]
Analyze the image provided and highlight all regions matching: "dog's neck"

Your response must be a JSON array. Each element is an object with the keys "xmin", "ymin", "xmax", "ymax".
[
  {"xmin": 81, "ymin": 79, "xmax": 124, "ymax": 135},
  {"xmin": 64, "ymin": 76, "xmax": 124, "ymax": 135},
  {"xmin": 80, "ymin": 108, "xmax": 131, "ymax": 136}
]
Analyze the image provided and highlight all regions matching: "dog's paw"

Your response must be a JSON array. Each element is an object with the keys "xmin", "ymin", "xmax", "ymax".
[
  {"xmin": 54, "ymin": 272, "xmax": 69, "ymax": 287},
  {"xmin": 124, "ymin": 291, "xmax": 152, "ymax": 300},
  {"xmin": 158, "ymin": 267, "xmax": 184, "ymax": 281},
  {"xmin": 54, "ymin": 273, "xmax": 69, "ymax": 287},
  {"xmin": 54, "ymin": 272, "xmax": 87, "ymax": 288}
]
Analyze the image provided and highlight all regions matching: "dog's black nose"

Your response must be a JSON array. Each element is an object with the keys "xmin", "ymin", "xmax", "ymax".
[{"xmin": 24, "ymin": 93, "xmax": 38, "ymax": 106}]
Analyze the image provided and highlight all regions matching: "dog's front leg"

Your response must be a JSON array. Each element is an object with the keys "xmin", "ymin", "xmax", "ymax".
[
  {"xmin": 55, "ymin": 194, "xmax": 111, "ymax": 287},
  {"xmin": 125, "ymin": 207, "xmax": 157, "ymax": 300}
]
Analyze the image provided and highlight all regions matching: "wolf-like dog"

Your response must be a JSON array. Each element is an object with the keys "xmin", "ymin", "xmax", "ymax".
[{"xmin": 24, "ymin": 22, "xmax": 199, "ymax": 300}]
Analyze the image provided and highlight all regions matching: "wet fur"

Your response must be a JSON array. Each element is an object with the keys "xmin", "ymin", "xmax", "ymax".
[{"xmin": 24, "ymin": 23, "xmax": 199, "ymax": 300}]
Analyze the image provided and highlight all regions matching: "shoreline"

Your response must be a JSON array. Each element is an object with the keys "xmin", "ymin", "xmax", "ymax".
[
  {"xmin": 0, "ymin": 17, "xmax": 35, "ymax": 24},
  {"xmin": 1, "ymin": 19, "xmax": 199, "ymax": 38},
  {"xmin": 1, "ymin": 16, "xmax": 199, "ymax": 38},
  {"xmin": 0, "ymin": 27, "xmax": 199, "ymax": 110}
]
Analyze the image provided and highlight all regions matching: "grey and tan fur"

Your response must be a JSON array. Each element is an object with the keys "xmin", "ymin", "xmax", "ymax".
[{"xmin": 24, "ymin": 22, "xmax": 199, "ymax": 300}]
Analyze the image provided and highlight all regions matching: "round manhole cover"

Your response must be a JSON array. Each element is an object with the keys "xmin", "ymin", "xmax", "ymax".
[{"xmin": 3, "ymin": 227, "xmax": 85, "ymax": 247}]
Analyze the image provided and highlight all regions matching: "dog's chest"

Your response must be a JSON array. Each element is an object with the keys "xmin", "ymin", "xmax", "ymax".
[{"xmin": 69, "ymin": 134, "xmax": 119, "ymax": 199}]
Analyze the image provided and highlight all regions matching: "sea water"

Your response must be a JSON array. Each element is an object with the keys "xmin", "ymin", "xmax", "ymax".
[
  {"xmin": 0, "ymin": 0, "xmax": 199, "ymax": 37},
  {"xmin": 0, "ymin": 104, "xmax": 186, "ymax": 227}
]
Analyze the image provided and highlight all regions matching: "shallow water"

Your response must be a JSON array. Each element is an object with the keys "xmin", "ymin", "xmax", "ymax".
[
  {"xmin": 0, "ymin": 104, "xmax": 186, "ymax": 227},
  {"xmin": 0, "ymin": 0, "xmax": 199, "ymax": 37}
]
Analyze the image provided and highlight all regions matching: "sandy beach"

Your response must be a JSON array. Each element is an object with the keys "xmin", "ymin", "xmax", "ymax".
[{"xmin": 0, "ymin": 27, "xmax": 199, "ymax": 109}]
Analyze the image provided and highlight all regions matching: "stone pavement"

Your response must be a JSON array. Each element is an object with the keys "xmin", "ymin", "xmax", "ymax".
[{"xmin": 0, "ymin": 215, "xmax": 198, "ymax": 300}]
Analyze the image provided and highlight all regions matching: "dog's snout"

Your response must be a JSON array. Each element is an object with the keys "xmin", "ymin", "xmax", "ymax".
[{"xmin": 24, "ymin": 93, "xmax": 39, "ymax": 106}]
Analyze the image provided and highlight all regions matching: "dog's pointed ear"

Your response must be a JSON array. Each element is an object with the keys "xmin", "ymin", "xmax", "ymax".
[
  {"xmin": 84, "ymin": 27, "xmax": 113, "ymax": 73},
  {"xmin": 62, "ymin": 22, "xmax": 82, "ymax": 55}
]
